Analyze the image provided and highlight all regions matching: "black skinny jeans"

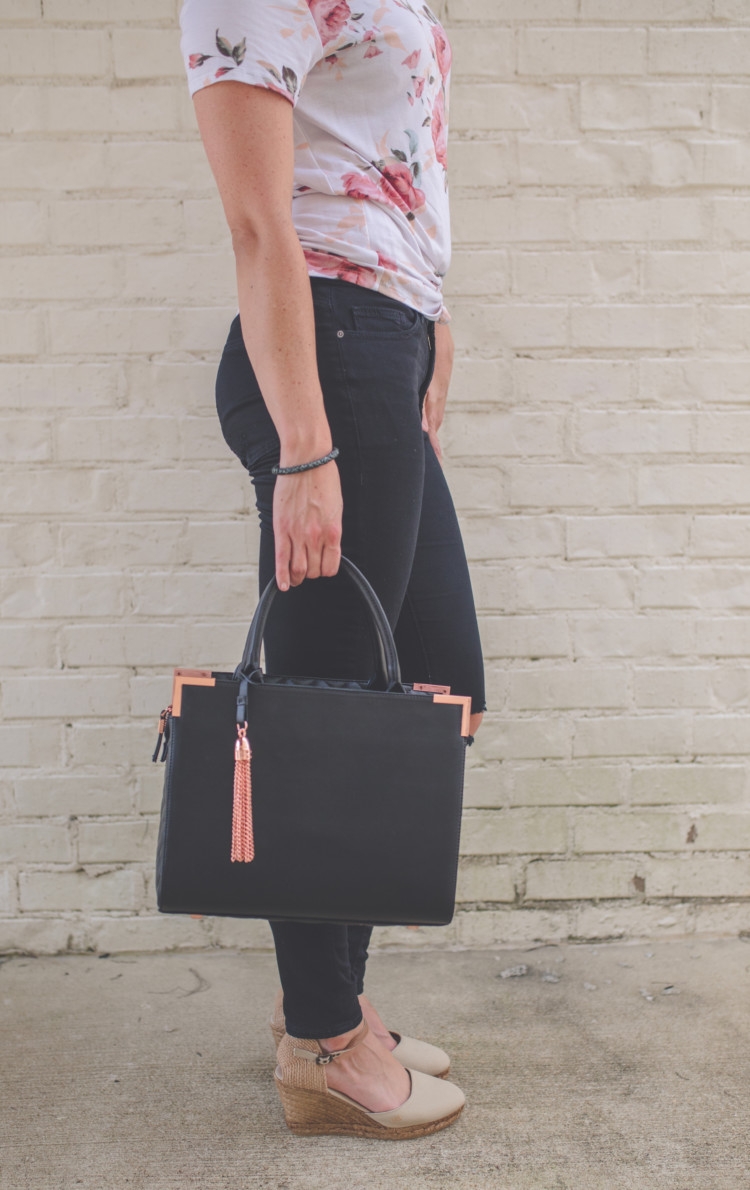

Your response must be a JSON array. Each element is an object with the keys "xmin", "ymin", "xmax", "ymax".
[{"xmin": 215, "ymin": 276, "xmax": 486, "ymax": 1039}]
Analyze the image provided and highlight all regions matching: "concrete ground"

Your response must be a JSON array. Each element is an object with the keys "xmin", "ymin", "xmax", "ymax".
[{"xmin": 1, "ymin": 939, "xmax": 749, "ymax": 1190}]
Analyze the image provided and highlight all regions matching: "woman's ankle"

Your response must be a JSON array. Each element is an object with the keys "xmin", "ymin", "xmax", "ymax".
[
  {"xmin": 358, "ymin": 994, "xmax": 398, "ymax": 1051},
  {"xmin": 319, "ymin": 1018, "xmax": 365, "ymax": 1053}
]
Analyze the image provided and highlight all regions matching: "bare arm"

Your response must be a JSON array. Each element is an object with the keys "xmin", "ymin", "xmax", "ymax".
[{"xmin": 193, "ymin": 81, "xmax": 342, "ymax": 590}]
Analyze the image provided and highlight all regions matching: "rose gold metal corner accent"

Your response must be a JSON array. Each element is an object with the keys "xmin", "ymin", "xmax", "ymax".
[
  {"xmin": 433, "ymin": 693, "xmax": 472, "ymax": 736},
  {"xmin": 171, "ymin": 668, "xmax": 215, "ymax": 717},
  {"xmin": 413, "ymin": 682, "xmax": 451, "ymax": 694}
]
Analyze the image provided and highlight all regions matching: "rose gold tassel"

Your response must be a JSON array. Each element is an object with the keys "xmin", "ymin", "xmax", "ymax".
[{"xmin": 231, "ymin": 723, "xmax": 255, "ymax": 863}]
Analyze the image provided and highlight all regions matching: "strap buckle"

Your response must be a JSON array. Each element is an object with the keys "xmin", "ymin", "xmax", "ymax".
[
  {"xmin": 292, "ymin": 1046, "xmax": 338, "ymax": 1065},
  {"xmin": 291, "ymin": 1020, "xmax": 369, "ymax": 1066}
]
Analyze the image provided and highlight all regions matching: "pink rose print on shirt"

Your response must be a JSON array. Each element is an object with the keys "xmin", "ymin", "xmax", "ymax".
[
  {"xmin": 380, "ymin": 161, "xmax": 426, "ymax": 217},
  {"xmin": 342, "ymin": 171, "xmax": 389, "ymax": 205},
  {"xmin": 431, "ymin": 24, "xmax": 452, "ymax": 82},
  {"xmin": 343, "ymin": 165, "xmax": 425, "ymax": 221},
  {"xmin": 377, "ymin": 252, "xmax": 401, "ymax": 271},
  {"xmin": 307, "ymin": 0, "xmax": 352, "ymax": 46},
  {"xmin": 431, "ymin": 87, "xmax": 447, "ymax": 169},
  {"xmin": 187, "ymin": 30, "xmax": 246, "ymax": 76},
  {"xmin": 361, "ymin": 29, "xmax": 382, "ymax": 57},
  {"xmin": 303, "ymin": 248, "xmax": 377, "ymax": 286}
]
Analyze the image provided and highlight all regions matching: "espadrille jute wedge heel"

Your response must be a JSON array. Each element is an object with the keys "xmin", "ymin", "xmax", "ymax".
[
  {"xmin": 274, "ymin": 1020, "xmax": 465, "ymax": 1139},
  {"xmin": 269, "ymin": 989, "xmax": 452, "ymax": 1079}
]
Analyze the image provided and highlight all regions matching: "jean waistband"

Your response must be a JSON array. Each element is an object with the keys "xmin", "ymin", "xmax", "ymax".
[{"xmin": 309, "ymin": 275, "xmax": 431, "ymax": 327}]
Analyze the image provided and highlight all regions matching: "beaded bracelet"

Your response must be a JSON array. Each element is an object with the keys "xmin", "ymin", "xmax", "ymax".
[{"xmin": 271, "ymin": 446, "xmax": 340, "ymax": 476}]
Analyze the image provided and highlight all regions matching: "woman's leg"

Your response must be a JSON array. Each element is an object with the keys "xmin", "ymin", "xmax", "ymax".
[
  {"xmin": 270, "ymin": 922, "xmax": 362, "ymax": 1039},
  {"xmin": 347, "ymin": 925, "xmax": 371, "ymax": 996},
  {"xmin": 393, "ymin": 427, "xmax": 487, "ymax": 721},
  {"xmin": 215, "ymin": 278, "xmax": 433, "ymax": 1040},
  {"xmin": 268, "ymin": 924, "xmax": 379, "ymax": 1048}
]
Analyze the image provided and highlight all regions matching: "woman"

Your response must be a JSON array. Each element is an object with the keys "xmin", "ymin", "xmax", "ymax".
[{"xmin": 179, "ymin": 0, "xmax": 486, "ymax": 1139}]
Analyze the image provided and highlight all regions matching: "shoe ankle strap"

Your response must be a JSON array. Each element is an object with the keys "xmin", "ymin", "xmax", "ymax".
[{"xmin": 293, "ymin": 1019, "xmax": 370, "ymax": 1066}]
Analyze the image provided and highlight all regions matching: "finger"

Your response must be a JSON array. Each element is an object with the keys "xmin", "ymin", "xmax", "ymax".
[
  {"xmin": 320, "ymin": 539, "xmax": 342, "ymax": 578},
  {"xmin": 321, "ymin": 517, "xmax": 342, "ymax": 578},
  {"xmin": 288, "ymin": 538, "xmax": 308, "ymax": 587},
  {"xmin": 304, "ymin": 545, "xmax": 323, "ymax": 580},
  {"xmin": 275, "ymin": 531, "xmax": 292, "ymax": 592},
  {"xmin": 304, "ymin": 520, "xmax": 326, "ymax": 580}
]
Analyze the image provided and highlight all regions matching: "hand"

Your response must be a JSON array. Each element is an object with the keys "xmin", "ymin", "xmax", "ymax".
[
  {"xmin": 421, "ymin": 321, "xmax": 454, "ymax": 467},
  {"xmin": 273, "ymin": 458, "xmax": 343, "ymax": 590}
]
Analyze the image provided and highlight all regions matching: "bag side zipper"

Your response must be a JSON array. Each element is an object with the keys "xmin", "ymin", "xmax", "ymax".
[{"xmin": 152, "ymin": 705, "xmax": 172, "ymax": 763}]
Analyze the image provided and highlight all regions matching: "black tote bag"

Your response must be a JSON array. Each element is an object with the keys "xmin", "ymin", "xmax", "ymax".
[{"xmin": 153, "ymin": 556, "xmax": 472, "ymax": 926}]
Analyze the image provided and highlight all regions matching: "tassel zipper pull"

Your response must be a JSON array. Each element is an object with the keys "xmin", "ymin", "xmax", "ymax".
[
  {"xmin": 231, "ymin": 722, "xmax": 255, "ymax": 863},
  {"xmin": 152, "ymin": 705, "xmax": 172, "ymax": 763}
]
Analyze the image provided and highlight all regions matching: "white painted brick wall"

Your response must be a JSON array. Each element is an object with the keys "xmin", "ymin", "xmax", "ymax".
[{"xmin": 1, "ymin": 0, "xmax": 749, "ymax": 955}]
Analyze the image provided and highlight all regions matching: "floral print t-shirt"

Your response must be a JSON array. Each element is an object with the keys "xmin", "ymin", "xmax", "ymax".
[{"xmin": 179, "ymin": 0, "xmax": 453, "ymax": 323}]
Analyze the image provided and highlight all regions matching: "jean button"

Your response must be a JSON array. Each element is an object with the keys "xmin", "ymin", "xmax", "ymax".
[{"xmin": 337, "ymin": 330, "xmax": 344, "ymax": 338}]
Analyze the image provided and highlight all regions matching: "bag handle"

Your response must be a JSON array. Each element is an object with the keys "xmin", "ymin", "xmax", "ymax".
[{"xmin": 236, "ymin": 555, "xmax": 403, "ymax": 688}]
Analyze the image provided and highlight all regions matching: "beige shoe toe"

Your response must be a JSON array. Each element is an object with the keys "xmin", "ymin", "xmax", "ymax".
[
  {"xmin": 390, "ymin": 1032, "xmax": 451, "ymax": 1078},
  {"xmin": 361, "ymin": 1068, "xmax": 465, "ymax": 1129}
]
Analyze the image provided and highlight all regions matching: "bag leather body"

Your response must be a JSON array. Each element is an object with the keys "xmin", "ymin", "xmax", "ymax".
[{"xmin": 154, "ymin": 557, "xmax": 471, "ymax": 927}]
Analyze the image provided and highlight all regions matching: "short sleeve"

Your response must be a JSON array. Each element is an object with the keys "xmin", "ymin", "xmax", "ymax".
[{"xmin": 180, "ymin": 0, "xmax": 325, "ymax": 107}]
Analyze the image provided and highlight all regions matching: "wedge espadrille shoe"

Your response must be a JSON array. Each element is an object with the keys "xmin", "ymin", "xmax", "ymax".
[
  {"xmin": 274, "ymin": 1020, "xmax": 465, "ymax": 1139},
  {"xmin": 269, "ymin": 989, "xmax": 451, "ymax": 1079}
]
